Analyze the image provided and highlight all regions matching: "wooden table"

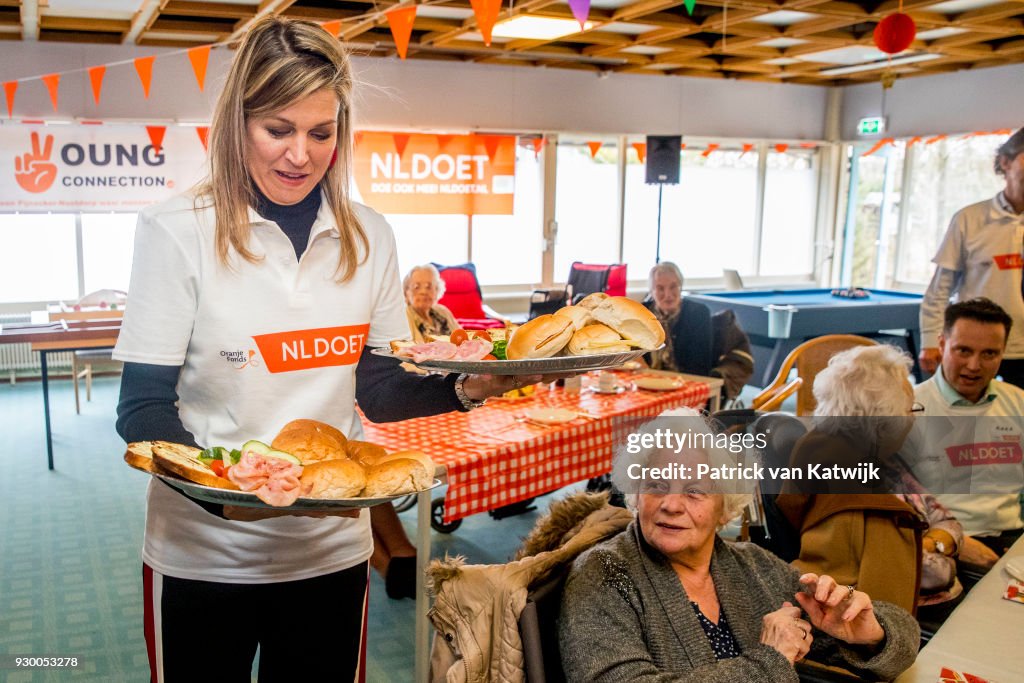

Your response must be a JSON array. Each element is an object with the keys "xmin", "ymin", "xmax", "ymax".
[
  {"xmin": 0, "ymin": 318, "xmax": 120, "ymax": 469},
  {"xmin": 896, "ymin": 536, "xmax": 1024, "ymax": 682},
  {"xmin": 362, "ymin": 370, "xmax": 720, "ymax": 682}
]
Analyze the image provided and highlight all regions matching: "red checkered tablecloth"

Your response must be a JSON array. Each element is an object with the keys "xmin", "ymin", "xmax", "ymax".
[{"xmin": 361, "ymin": 372, "xmax": 711, "ymax": 522}]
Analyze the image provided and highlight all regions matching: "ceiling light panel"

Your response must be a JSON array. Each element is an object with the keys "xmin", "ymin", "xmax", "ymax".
[
  {"xmin": 758, "ymin": 37, "xmax": 809, "ymax": 48},
  {"xmin": 796, "ymin": 45, "xmax": 889, "ymax": 64},
  {"xmin": 620, "ymin": 45, "xmax": 673, "ymax": 55},
  {"xmin": 492, "ymin": 16, "xmax": 594, "ymax": 40},
  {"xmin": 750, "ymin": 11, "xmax": 819, "ymax": 26}
]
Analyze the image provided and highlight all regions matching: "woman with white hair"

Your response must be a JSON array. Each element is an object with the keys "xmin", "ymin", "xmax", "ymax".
[
  {"xmin": 559, "ymin": 408, "xmax": 919, "ymax": 682},
  {"xmin": 778, "ymin": 344, "xmax": 965, "ymax": 616},
  {"xmin": 404, "ymin": 264, "xmax": 460, "ymax": 343}
]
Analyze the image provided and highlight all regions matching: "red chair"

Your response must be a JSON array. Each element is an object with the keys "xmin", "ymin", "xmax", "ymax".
[
  {"xmin": 567, "ymin": 262, "xmax": 627, "ymax": 303},
  {"xmin": 434, "ymin": 263, "xmax": 506, "ymax": 330}
]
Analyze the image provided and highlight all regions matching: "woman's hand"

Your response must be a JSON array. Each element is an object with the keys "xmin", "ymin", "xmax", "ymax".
[
  {"xmin": 760, "ymin": 601, "xmax": 813, "ymax": 665},
  {"xmin": 223, "ymin": 505, "xmax": 361, "ymax": 521},
  {"xmin": 461, "ymin": 373, "xmax": 577, "ymax": 401},
  {"xmin": 795, "ymin": 574, "xmax": 884, "ymax": 647}
]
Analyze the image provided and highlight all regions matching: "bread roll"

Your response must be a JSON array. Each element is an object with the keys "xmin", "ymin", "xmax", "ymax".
[
  {"xmin": 567, "ymin": 323, "xmax": 630, "ymax": 355},
  {"xmin": 151, "ymin": 441, "xmax": 239, "ymax": 490},
  {"xmin": 362, "ymin": 455, "xmax": 434, "ymax": 498},
  {"xmin": 590, "ymin": 296, "xmax": 665, "ymax": 350},
  {"xmin": 506, "ymin": 314, "xmax": 574, "ymax": 360},
  {"xmin": 300, "ymin": 458, "xmax": 367, "ymax": 499},
  {"xmin": 347, "ymin": 440, "xmax": 388, "ymax": 467},
  {"xmin": 576, "ymin": 292, "xmax": 609, "ymax": 310},
  {"xmin": 553, "ymin": 305, "xmax": 594, "ymax": 330},
  {"xmin": 271, "ymin": 419, "xmax": 347, "ymax": 464}
]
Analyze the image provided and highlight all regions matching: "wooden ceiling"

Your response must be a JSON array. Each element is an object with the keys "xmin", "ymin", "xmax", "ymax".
[{"xmin": 1, "ymin": 0, "xmax": 1022, "ymax": 85}]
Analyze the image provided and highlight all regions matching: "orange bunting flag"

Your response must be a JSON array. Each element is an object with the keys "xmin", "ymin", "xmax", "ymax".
[
  {"xmin": 925, "ymin": 134, "xmax": 946, "ymax": 145},
  {"xmin": 146, "ymin": 125, "xmax": 167, "ymax": 156},
  {"xmin": 586, "ymin": 141, "xmax": 602, "ymax": 158},
  {"xmin": 862, "ymin": 138, "xmax": 894, "ymax": 156},
  {"xmin": 470, "ymin": 0, "xmax": 502, "ymax": 46},
  {"xmin": 906, "ymin": 135, "xmax": 922, "ymax": 148},
  {"xmin": 134, "ymin": 56, "xmax": 156, "ymax": 99},
  {"xmin": 88, "ymin": 66, "xmax": 106, "ymax": 105},
  {"xmin": 701, "ymin": 143, "xmax": 719, "ymax": 158},
  {"xmin": 739, "ymin": 143, "xmax": 754, "ymax": 157},
  {"xmin": 774, "ymin": 143, "xmax": 789, "ymax": 153},
  {"xmin": 481, "ymin": 135, "xmax": 501, "ymax": 163},
  {"xmin": 386, "ymin": 6, "xmax": 417, "ymax": 60},
  {"xmin": 680, "ymin": 142, "xmax": 687, "ymax": 150},
  {"xmin": 3, "ymin": 81, "xmax": 17, "ymax": 118},
  {"xmin": 196, "ymin": 126, "xmax": 210, "ymax": 151},
  {"xmin": 322, "ymin": 20, "xmax": 342, "ymax": 38},
  {"xmin": 188, "ymin": 46, "xmax": 211, "ymax": 91},
  {"xmin": 393, "ymin": 132, "xmax": 411, "ymax": 159},
  {"xmin": 632, "ymin": 142, "xmax": 646, "ymax": 163},
  {"xmin": 799, "ymin": 142, "xmax": 816, "ymax": 149},
  {"xmin": 437, "ymin": 134, "xmax": 455, "ymax": 150},
  {"xmin": 532, "ymin": 136, "xmax": 545, "ymax": 158},
  {"xmin": 41, "ymin": 73, "xmax": 60, "ymax": 112}
]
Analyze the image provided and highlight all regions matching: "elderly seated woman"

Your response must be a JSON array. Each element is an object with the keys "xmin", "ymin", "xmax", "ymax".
[
  {"xmin": 777, "ymin": 344, "xmax": 965, "ymax": 619},
  {"xmin": 559, "ymin": 408, "xmax": 919, "ymax": 682},
  {"xmin": 405, "ymin": 264, "xmax": 459, "ymax": 343}
]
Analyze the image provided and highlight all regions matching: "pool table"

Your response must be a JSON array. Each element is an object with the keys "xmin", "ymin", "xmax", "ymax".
[{"xmin": 685, "ymin": 289, "xmax": 922, "ymax": 387}]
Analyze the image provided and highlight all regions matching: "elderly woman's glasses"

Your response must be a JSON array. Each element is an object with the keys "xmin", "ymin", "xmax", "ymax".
[{"xmin": 910, "ymin": 402, "xmax": 925, "ymax": 414}]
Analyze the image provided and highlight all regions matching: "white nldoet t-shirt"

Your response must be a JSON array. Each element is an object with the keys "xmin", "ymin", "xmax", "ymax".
[{"xmin": 114, "ymin": 192, "xmax": 409, "ymax": 583}]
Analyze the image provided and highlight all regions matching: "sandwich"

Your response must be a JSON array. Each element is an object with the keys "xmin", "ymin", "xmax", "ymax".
[
  {"xmin": 506, "ymin": 314, "xmax": 575, "ymax": 360},
  {"xmin": 362, "ymin": 450, "xmax": 436, "ymax": 498},
  {"xmin": 271, "ymin": 419, "xmax": 347, "ymax": 464},
  {"xmin": 346, "ymin": 440, "xmax": 388, "ymax": 467},
  {"xmin": 589, "ymin": 296, "xmax": 665, "ymax": 350},
  {"xmin": 553, "ymin": 305, "xmax": 595, "ymax": 330},
  {"xmin": 576, "ymin": 292, "xmax": 609, "ymax": 310},
  {"xmin": 300, "ymin": 458, "xmax": 367, "ymax": 499},
  {"xmin": 567, "ymin": 323, "xmax": 631, "ymax": 355},
  {"xmin": 124, "ymin": 441, "xmax": 157, "ymax": 473}
]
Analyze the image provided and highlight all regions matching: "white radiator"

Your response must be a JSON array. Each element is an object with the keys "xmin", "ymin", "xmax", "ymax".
[{"xmin": 0, "ymin": 314, "xmax": 74, "ymax": 381}]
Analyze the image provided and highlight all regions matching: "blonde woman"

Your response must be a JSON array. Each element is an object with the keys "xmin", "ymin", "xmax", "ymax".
[{"xmin": 114, "ymin": 17, "xmax": 534, "ymax": 679}]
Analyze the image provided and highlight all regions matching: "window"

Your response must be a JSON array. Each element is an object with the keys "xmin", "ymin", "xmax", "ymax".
[
  {"xmin": 895, "ymin": 135, "xmax": 1006, "ymax": 285},
  {"xmin": 841, "ymin": 143, "xmax": 905, "ymax": 288},
  {"xmin": 81, "ymin": 213, "xmax": 137, "ymax": 294},
  {"xmin": 622, "ymin": 147, "xmax": 759, "ymax": 280},
  {"xmin": 761, "ymin": 148, "xmax": 818, "ymax": 276},
  {"xmin": 390, "ymin": 215, "xmax": 469, "ymax": 278},
  {"xmin": 471, "ymin": 140, "xmax": 543, "ymax": 286},
  {"xmin": 554, "ymin": 138, "xmax": 620, "ymax": 281},
  {"xmin": 0, "ymin": 214, "xmax": 78, "ymax": 303}
]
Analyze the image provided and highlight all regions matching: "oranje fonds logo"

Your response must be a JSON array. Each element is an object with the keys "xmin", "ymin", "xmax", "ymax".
[
  {"xmin": 15, "ymin": 132, "xmax": 57, "ymax": 193},
  {"xmin": 12, "ymin": 130, "xmax": 169, "ymax": 194}
]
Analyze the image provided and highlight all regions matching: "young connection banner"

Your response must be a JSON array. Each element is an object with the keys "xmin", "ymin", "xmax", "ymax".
[{"xmin": 352, "ymin": 132, "xmax": 515, "ymax": 215}]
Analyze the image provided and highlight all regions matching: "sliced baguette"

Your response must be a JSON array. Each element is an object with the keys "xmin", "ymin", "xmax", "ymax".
[
  {"xmin": 151, "ymin": 441, "xmax": 240, "ymax": 490},
  {"xmin": 124, "ymin": 441, "xmax": 156, "ymax": 473}
]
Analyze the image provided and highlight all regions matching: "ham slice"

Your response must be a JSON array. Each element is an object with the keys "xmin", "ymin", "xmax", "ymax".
[
  {"xmin": 454, "ymin": 338, "xmax": 493, "ymax": 361},
  {"xmin": 400, "ymin": 341, "xmax": 458, "ymax": 363},
  {"xmin": 228, "ymin": 451, "xmax": 304, "ymax": 506}
]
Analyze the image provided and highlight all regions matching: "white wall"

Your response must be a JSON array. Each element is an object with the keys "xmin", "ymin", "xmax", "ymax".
[
  {"xmin": 0, "ymin": 41, "xmax": 827, "ymax": 139},
  {"xmin": 841, "ymin": 63, "xmax": 1024, "ymax": 139}
]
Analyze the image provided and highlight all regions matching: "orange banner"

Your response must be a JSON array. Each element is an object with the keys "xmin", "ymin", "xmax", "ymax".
[
  {"xmin": 253, "ymin": 324, "xmax": 370, "ymax": 373},
  {"xmin": 353, "ymin": 132, "xmax": 515, "ymax": 215}
]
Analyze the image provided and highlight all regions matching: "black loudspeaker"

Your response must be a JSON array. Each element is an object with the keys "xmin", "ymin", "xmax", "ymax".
[{"xmin": 645, "ymin": 135, "xmax": 682, "ymax": 185}]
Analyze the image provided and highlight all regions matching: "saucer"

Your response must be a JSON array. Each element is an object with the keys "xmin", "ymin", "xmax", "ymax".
[
  {"xmin": 590, "ymin": 385, "xmax": 626, "ymax": 395},
  {"xmin": 634, "ymin": 376, "xmax": 685, "ymax": 391},
  {"xmin": 522, "ymin": 407, "xmax": 578, "ymax": 425}
]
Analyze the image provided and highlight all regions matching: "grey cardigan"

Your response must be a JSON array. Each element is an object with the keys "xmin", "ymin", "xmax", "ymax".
[{"xmin": 559, "ymin": 523, "xmax": 919, "ymax": 682}]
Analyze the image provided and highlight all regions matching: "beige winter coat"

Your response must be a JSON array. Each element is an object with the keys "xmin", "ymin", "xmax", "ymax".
[{"xmin": 427, "ymin": 493, "xmax": 633, "ymax": 683}]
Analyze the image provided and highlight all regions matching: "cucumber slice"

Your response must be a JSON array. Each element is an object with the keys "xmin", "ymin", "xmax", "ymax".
[{"xmin": 238, "ymin": 440, "xmax": 301, "ymax": 465}]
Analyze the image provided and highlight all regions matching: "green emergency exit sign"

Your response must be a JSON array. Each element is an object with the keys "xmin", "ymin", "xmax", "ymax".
[{"xmin": 858, "ymin": 117, "xmax": 886, "ymax": 136}]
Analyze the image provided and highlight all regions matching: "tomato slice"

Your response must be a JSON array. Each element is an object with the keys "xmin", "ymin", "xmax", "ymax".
[
  {"xmin": 450, "ymin": 329, "xmax": 469, "ymax": 346},
  {"xmin": 472, "ymin": 330, "xmax": 492, "ymax": 341},
  {"xmin": 209, "ymin": 460, "xmax": 226, "ymax": 477},
  {"xmin": 481, "ymin": 354, "xmax": 497, "ymax": 360}
]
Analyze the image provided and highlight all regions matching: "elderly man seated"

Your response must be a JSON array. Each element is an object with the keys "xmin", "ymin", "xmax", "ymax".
[
  {"xmin": 559, "ymin": 409, "xmax": 920, "ymax": 682},
  {"xmin": 644, "ymin": 262, "xmax": 754, "ymax": 402}
]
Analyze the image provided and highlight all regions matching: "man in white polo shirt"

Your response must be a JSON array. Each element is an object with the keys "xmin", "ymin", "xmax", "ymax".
[
  {"xmin": 908, "ymin": 298, "xmax": 1024, "ymax": 569},
  {"xmin": 919, "ymin": 127, "xmax": 1024, "ymax": 387}
]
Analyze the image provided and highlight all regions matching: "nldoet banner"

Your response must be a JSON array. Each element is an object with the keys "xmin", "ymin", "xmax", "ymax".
[
  {"xmin": 0, "ymin": 124, "xmax": 207, "ymax": 211},
  {"xmin": 352, "ymin": 132, "xmax": 516, "ymax": 215}
]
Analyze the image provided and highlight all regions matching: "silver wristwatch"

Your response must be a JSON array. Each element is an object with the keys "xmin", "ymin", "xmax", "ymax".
[{"xmin": 454, "ymin": 373, "xmax": 486, "ymax": 410}]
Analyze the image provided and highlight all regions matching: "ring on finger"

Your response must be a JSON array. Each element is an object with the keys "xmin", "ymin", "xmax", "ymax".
[{"xmin": 844, "ymin": 584, "xmax": 856, "ymax": 601}]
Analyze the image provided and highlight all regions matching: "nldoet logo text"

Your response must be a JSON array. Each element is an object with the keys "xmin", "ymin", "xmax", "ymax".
[{"xmin": 252, "ymin": 324, "xmax": 370, "ymax": 373}]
